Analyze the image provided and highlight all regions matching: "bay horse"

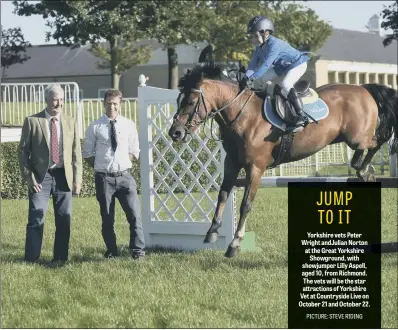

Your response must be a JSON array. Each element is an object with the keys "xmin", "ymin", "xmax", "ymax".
[{"xmin": 168, "ymin": 62, "xmax": 398, "ymax": 258}]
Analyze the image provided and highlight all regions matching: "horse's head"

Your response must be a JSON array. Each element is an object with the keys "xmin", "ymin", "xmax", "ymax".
[
  {"xmin": 168, "ymin": 68, "xmax": 213, "ymax": 142},
  {"xmin": 168, "ymin": 85, "xmax": 212, "ymax": 142},
  {"xmin": 168, "ymin": 62, "xmax": 236, "ymax": 142}
]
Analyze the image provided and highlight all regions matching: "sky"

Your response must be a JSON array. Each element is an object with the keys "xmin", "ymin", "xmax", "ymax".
[{"xmin": 1, "ymin": 0, "xmax": 395, "ymax": 45}]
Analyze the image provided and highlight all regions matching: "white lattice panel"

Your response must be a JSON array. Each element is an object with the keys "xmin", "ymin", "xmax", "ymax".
[
  {"xmin": 150, "ymin": 103, "xmax": 224, "ymax": 223},
  {"xmin": 138, "ymin": 85, "xmax": 235, "ymax": 251}
]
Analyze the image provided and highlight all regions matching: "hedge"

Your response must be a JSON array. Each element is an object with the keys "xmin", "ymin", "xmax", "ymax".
[{"xmin": 1, "ymin": 138, "xmax": 222, "ymax": 199}]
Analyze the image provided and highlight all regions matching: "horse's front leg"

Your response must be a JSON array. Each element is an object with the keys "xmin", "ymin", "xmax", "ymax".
[
  {"xmin": 356, "ymin": 146, "xmax": 380, "ymax": 182},
  {"xmin": 204, "ymin": 154, "xmax": 241, "ymax": 244},
  {"xmin": 225, "ymin": 164, "xmax": 263, "ymax": 258}
]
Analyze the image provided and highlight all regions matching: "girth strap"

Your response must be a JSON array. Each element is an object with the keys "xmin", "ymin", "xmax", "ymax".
[{"xmin": 269, "ymin": 132, "xmax": 296, "ymax": 169}]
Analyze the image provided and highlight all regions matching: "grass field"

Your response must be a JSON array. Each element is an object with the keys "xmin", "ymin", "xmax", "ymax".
[{"xmin": 1, "ymin": 188, "xmax": 397, "ymax": 328}]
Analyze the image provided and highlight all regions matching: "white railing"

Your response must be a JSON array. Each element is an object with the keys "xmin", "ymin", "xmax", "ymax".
[
  {"xmin": 1, "ymin": 82, "xmax": 80, "ymax": 126},
  {"xmin": 1, "ymin": 80, "xmax": 396, "ymax": 177},
  {"xmin": 78, "ymin": 97, "xmax": 172, "ymax": 137},
  {"xmin": 79, "ymin": 98, "xmax": 138, "ymax": 137},
  {"xmin": 277, "ymin": 142, "xmax": 395, "ymax": 177}
]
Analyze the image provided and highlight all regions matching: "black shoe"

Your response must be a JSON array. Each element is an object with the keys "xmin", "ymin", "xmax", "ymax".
[
  {"xmin": 130, "ymin": 249, "xmax": 145, "ymax": 260},
  {"xmin": 104, "ymin": 250, "xmax": 119, "ymax": 259}
]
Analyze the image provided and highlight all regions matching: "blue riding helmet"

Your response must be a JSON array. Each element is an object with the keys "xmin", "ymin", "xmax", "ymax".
[{"xmin": 247, "ymin": 16, "xmax": 274, "ymax": 34}]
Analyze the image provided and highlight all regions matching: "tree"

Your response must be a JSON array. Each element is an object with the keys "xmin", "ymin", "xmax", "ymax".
[
  {"xmin": 270, "ymin": 3, "xmax": 332, "ymax": 51},
  {"xmin": 140, "ymin": 1, "xmax": 210, "ymax": 89},
  {"xmin": 381, "ymin": 0, "xmax": 398, "ymax": 47},
  {"xmin": 1, "ymin": 25, "xmax": 31, "ymax": 78},
  {"xmin": 89, "ymin": 38, "xmax": 152, "ymax": 88},
  {"xmin": 13, "ymin": 0, "xmax": 152, "ymax": 90},
  {"xmin": 199, "ymin": 1, "xmax": 331, "ymax": 67},
  {"xmin": 197, "ymin": 0, "xmax": 263, "ymax": 65}
]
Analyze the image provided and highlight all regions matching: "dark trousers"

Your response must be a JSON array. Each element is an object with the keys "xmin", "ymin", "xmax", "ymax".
[
  {"xmin": 25, "ymin": 168, "xmax": 72, "ymax": 262},
  {"xmin": 95, "ymin": 172, "xmax": 145, "ymax": 256}
]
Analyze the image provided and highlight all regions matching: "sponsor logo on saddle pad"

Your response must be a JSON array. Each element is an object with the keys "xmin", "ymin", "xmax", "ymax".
[{"xmin": 263, "ymin": 88, "xmax": 329, "ymax": 132}]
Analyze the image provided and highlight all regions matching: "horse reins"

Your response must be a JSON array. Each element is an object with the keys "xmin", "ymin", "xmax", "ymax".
[{"xmin": 174, "ymin": 86, "xmax": 253, "ymax": 141}]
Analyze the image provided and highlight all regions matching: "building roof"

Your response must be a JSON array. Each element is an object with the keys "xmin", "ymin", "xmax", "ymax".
[
  {"xmin": 3, "ymin": 39, "xmax": 208, "ymax": 79},
  {"xmin": 3, "ymin": 28, "xmax": 397, "ymax": 79},
  {"xmin": 316, "ymin": 28, "xmax": 397, "ymax": 64},
  {"xmin": 3, "ymin": 43, "xmax": 110, "ymax": 78}
]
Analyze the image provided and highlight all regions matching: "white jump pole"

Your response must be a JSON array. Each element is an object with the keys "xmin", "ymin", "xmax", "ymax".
[
  {"xmin": 389, "ymin": 134, "xmax": 397, "ymax": 177},
  {"xmin": 234, "ymin": 176, "xmax": 397, "ymax": 188}
]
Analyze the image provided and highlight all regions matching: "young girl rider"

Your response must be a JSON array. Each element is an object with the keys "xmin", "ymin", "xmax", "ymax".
[{"xmin": 242, "ymin": 15, "xmax": 310, "ymax": 128}]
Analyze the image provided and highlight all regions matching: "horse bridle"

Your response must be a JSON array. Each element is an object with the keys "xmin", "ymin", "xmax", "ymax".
[
  {"xmin": 173, "ymin": 86, "xmax": 251, "ymax": 140},
  {"xmin": 173, "ymin": 88, "xmax": 209, "ymax": 131}
]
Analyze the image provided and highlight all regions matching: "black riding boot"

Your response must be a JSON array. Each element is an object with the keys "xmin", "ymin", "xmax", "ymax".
[{"xmin": 287, "ymin": 88, "xmax": 309, "ymax": 127}]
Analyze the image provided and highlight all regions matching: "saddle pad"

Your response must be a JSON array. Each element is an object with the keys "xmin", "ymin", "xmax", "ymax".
[
  {"xmin": 263, "ymin": 95, "xmax": 329, "ymax": 132},
  {"xmin": 302, "ymin": 88, "xmax": 319, "ymax": 104}
]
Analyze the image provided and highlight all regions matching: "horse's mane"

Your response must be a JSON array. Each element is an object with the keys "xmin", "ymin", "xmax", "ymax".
[{"xmin": 178, "ymin": 61, "xmax": 238, "ymax": 91}]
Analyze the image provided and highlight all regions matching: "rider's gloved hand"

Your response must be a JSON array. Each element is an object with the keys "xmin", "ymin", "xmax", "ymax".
[
  {"xmin": 240, "ymin": 75, "xmax": 249, "ymax": 86},
  {"xmin": 242, "ymin": 75, "xmax": 257, "ymax": 90},
  {"xmin": 239, "ymin": 75, "xmax": 249, "ymax": 90}
]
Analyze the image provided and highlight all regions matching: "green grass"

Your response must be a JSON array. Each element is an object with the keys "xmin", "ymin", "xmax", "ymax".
[{"xmin": 1, "ymin": 188, "xmax": 397, "ymax": 328}]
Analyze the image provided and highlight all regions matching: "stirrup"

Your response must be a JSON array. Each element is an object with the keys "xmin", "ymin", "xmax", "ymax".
[
  {"xmin": 285, "ymin": 125, "xmax": 304, "ymax": 132},
  {"xmin": 292, "ymin": 115, "xmax": 306, "ymax": 126},
  {"xmin": 296, "ymin": 112, "xmax": 309, "ymax": 125},
  {"xmin": 302, "ymin": 116, "xmax": 310, "ymax": 126},
  {"xmin": 285, "ymin": 116, "xmax": 307, "ymax": 132}
]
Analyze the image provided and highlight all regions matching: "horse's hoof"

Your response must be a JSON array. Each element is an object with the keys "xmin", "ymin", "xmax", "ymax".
[
  {"xmin": 204, "ymin": 232, "xmax": 218, "ymax": 244},
  {"xmin": 356, "ymin": 170, "xmax": 366, "ymax": 182},
  {"xmin": 225, "ymin": 246, "xmax": 240, "ymax": 258}
]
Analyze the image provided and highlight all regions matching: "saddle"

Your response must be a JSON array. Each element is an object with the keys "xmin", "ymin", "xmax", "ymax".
[
  {"xmin": 260, "ymin": 80, "xmax": 329, "ymax": 169},
  {"xmin": 264, "ymin": 81, "xmax": 312, "ymax": 169},
  {"xmin": 273, "ymin": 80, "xmax": 312, "ymax": 123}
]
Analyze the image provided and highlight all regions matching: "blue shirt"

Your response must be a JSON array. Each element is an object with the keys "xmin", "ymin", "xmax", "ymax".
[{"xmin": 246, "ymin": 35, "xmax": 310, "ymax": 78}]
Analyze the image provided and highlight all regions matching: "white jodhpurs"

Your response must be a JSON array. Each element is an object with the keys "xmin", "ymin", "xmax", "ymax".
[
  {"xmin": 281, "ymin": 62, "xmax": 307, "ymax": 90},
  {"xmin": 257, "ymin": 62, "xmax": 308, "ymax": 91}
]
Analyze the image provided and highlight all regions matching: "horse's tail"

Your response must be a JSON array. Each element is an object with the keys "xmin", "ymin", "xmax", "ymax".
[{"xmin": 362, "ymin": 83, "xmax": 398, "ymax": 155}]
